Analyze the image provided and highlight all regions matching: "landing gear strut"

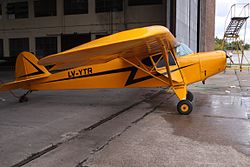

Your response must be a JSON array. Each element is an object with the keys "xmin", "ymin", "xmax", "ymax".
[{"xmin": 19, "ymin": 90, "xmax": 32, "ymax": 103}]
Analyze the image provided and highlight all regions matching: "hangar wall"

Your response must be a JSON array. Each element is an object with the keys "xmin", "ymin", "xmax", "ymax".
[
  {"xmin": 0, "ymin": 0, "xmax": 215, "ymax": 61},
  {"xmin": 176, "ymin": 0, "xmax": 198, "ymax": 51}
]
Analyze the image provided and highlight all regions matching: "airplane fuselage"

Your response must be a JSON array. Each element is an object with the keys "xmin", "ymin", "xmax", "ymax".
[{"xmin": 27, "ymin": 50, "xmax": 226, "ymax": 91}]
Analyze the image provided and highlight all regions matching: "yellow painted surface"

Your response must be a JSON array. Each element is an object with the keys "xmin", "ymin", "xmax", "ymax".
[{"xmin": 38, "ymin": 25, "xmax": 177, "ymax": 70}]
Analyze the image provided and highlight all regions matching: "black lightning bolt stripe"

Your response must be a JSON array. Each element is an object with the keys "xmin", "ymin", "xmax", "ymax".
[
  {"xmin": 171, "ymin": 63, "xmax": 196, "ymax": 73},
  {"xmin": 163, "ymin": 63, "xmax": 196, "ymax": 74},
  {"xmin": 44, "ymin": 63, "xmax": 195, "ymax": 86},
  {"xmin": 124, "ymin": 68, "xmax": 161, "ymax": 86},
  {"xmin": 44, "ymin": 67, "xmax": 136, "ymax": 85},
  {"xmin": 18, "ymin": 56, "xmax": 45, "ymax": 78}
]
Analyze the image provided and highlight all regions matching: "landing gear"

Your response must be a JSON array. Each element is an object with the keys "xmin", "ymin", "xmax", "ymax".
[
  {"xmin": 172, "ymin": 86, "xmax": 194, "ymax": 115},
  {"xmin": 177, "ymin": 100, "xmax": 193, "ymax": 115},
  {"xmin": 186, "ymin": 91, "xmax": 194, "ymax": 102},
  {"xmin": 19, "ymin": 90, "xmax": 32, "ymax": 103},
  {"xmin": 19, "ymin": 95, "xmax": 28, "ymax": 103}
]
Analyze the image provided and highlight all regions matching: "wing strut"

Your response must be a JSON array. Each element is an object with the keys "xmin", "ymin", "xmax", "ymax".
[
  {"xmin": 159, "ymin": 40, "xmax": 187, "ymax": 101},
  {"xmin": 160, "ymin": 41, "xmax": 174, "ymax": 86}
]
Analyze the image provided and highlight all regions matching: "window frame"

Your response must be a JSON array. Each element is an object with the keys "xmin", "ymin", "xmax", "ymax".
[{"xmin": 142, "ymin": 51, "xmax": 176, "ymax": 70}]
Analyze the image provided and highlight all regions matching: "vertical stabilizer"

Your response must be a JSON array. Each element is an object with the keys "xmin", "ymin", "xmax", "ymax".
[{"xmin": 15, "ymin": 52, "xmax": 50, "ymax": 81}]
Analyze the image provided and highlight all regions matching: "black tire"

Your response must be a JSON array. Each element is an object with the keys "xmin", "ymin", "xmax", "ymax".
[
  {"xmin": 19, "ymin": 96, "xmax": 28, "ymax": 103},
  {"xmin": 177, "ymin": 100, "xmax": 193, "ymax": 115},
  {"xmin": 187, "ymin": 91, "xmax": 194, "ymax": 102}
]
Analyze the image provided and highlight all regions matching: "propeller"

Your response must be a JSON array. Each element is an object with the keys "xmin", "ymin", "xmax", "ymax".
[{"xmin": 224, "ymin": 50, "xmax": 234, "ymax": 64}]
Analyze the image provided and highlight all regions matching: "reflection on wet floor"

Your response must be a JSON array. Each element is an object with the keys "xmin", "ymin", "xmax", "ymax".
[
  {"xmin": 161, "ymin": 71, "xmax": 250, "ymax": 155},
  {"xmin": 163, "ymin": 113, "xmax": 250, "ymax": 155},
  {"xmin": 141, "ymin": 70, "xmax": 250, "ymax": 157}
]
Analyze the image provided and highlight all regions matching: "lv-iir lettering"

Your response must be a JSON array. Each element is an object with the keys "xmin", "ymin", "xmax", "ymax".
[{"xmin": 68, "ymin": 68, "xmax": 93, "ymax": 78}]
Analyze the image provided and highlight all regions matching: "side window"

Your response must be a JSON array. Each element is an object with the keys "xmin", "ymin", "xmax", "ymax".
[
  {"xmin": 168, "ymin": 51, "xmax": 176, "ymax": 66},
  {"xmin": 142, "ymin": 56, "xmax": 153, "ymax": 67},
  {"xmin": 153, "ymin": 54, "xmax": 166, "ymax": 68},
  {"xmin": 142, "ymin": 52, "xmax": 176, "ymax": 68}
]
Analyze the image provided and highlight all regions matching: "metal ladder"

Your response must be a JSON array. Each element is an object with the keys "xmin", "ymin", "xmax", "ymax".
[{"xmin": 222, "ymin": 3, "xmax": 249, "ymax": 71}]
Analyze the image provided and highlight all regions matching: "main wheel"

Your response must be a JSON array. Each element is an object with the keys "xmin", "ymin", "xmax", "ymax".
[
  {"xmin": 177, "ymin": 100, "xmax": 193, "ymax": 115},
  {"xmin": 186, "ymin": 91, "xmax": 194, "ymax": 102}
]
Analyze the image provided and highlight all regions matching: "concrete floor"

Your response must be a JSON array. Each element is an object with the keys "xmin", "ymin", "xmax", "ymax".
[{"xmin": 1, "ymin": 70, "xmax": 250, "ymax": 167}]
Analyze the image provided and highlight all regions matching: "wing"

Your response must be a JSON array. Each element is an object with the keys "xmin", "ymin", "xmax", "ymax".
[{"xmin": 38, "ymin": 25, "xmax": 177, "ymax": 70}]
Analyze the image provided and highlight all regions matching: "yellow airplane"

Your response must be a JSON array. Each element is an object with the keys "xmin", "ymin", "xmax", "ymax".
[{"xmin": 0, "ymin": 26, "xmax": 226, "ymax": 115}]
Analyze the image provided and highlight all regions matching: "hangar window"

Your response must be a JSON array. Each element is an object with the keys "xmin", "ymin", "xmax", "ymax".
[
  {"xmin": 64, "ymin": 0, "xmax": 88, "ymax": 15},
  {"xmin": 9, "ymin": 38, "xmax": 29, "ymax": 57},
  {"xmin": 36, "ymin": 37, "xmax": 57, "ymax": 58},
  {"xmin": 0, "ymin": 4, "xmax": 2, "ymax": 19},
  {"xmin": 0, "ymin": 39, "xmax": 3, "ymax": 58},
  {"xmin": 128, "ymin": 0, "xmax": 162, "ymax": 6},
  {"xmin": 61, "ymin": 33, "xmax": 91, "ymax": 51},
  {"xmin": 7, "ymin": 2, "xmax": 28, "ymax": 19},
  {"xmin": 34, "ymin": 0, "xmax": 57, "ymax": 17},
  {"xmin": 95, "ymin": 0, "xmax": 123, "ymax": 13}
]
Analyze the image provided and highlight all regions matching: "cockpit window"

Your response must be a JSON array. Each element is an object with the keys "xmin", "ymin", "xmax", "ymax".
[
  {"xmin": 154, "ymin": 55, "xmax": 166, "ymax": 68},
  {"xmin": 142, "ymin": 51, "xmax": 176, "ymax": 68},
  {"xmin": 175, "ymin": 43, "xmax": 193, "ymax": 57}
]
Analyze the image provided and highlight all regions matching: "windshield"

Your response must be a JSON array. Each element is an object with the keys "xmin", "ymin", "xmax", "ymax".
[{"xmin": 175, "ymin": 43, "xmax": 193, "ymax": 57}]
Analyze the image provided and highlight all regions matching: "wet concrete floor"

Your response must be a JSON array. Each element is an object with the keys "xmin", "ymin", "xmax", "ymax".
[{"xmin": 0, "ymin": 70, "xmax": 250, "ymax": 166}]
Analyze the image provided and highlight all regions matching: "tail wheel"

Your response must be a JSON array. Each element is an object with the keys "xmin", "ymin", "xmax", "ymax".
[
  {"xmin": 177, "ymin": 100, "xmax": 193, "ymax": 115},
  {"xmin": 187, "ymin": 91, "xmax": 194, "ymax": 102},
  {"xmin": 19, "ymin": 95, "xmax": 28, "ymax": 103},
  {"xmin": 18, "ymin": 90, "xmax": 32, "ymax": 103}
]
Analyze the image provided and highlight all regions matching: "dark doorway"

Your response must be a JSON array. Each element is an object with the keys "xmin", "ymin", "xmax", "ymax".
[
  {"xmin": 61, "ymin": 33, "xmax": 91, "ymax": 51},
  {"xmin": 169, "ymin": 0, "xmax": 176, "ymax": 36}
]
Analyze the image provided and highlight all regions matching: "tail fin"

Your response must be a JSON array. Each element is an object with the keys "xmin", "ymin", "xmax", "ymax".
[
  {"xmin": 15, "ymin": 52, "xmax": 50, "ymax": 80},
  {"xmin": 0, "ymin": 52, "xmax": 50, "ymax": 91}
]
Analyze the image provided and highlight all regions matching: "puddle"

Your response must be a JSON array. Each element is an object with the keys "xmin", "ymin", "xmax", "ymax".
[
  {"xmin": 161, "ymin": 93, "xmax": 250, "ymax": 155},
  {"xmin": 162, "ymin": 114, "xmax": 250, "ymax": 155}
]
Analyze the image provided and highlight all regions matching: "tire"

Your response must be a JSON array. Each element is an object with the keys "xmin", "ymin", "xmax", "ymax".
[
  {"xmin": 19, "ymin": 96, "xmax": 28, "ymax": 103},
  {"xmin": 177, "ymin": 100, "xmax": 193, "ymax": 115},
  {"xmin": 187, "ymin": 91, "xmax": 194, "ymax": 102}
]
